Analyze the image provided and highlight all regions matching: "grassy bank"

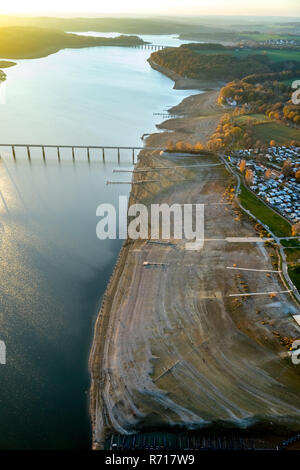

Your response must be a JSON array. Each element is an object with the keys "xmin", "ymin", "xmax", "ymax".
[
  {"xmin": 289, "ymin": 266, "xmax": 300, "ymax": 291},
  {"xmin": 285, "ymin": 248, "xmax": 300, "ymax": 291},
  {"xmin": 239, "ymin": 183, "xmax": 291, "ymax": 237}
]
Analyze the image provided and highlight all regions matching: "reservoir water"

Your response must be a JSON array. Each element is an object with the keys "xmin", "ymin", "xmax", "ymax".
[{"xmin": 0, "ymin": 34, "xmax": 199, "ymax": 449}]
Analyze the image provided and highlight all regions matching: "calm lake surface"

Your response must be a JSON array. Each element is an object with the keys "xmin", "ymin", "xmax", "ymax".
[{"xmin": 0, "ymin": 34, "xmax": 199, "ymax": 449}]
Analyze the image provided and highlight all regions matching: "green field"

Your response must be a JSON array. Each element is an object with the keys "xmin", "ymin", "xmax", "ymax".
[
  {"xmin": 281, "ymin": 239, "xmax": 300, "ymax": 248},
  {"xmin": 282, "ymin": 77, "xmax": 299, "ymax": 86},
  {"xmin": 239, "ymin": 183, "xmax": 291, "ymax": 237},
  {"xmin": 240, "ymin": 33, "xmax": 300, "ymax": 43},
  {"xmin": 261, "ymin": 49, "xmax": 300, "ymax": 63},
  {"xmin": 253, "ymin": 122, "xmax": 300, "ymax": 145},
  {"xmin": 289, "ymin": 265, "xmax": 300, "ymax": 291},
  {"xmin": 235, "ymin": 49, "xmax": 300, "ymax": 62},
  {"xmin": 285, "ymin": 248, "xmax": 300, "ymax": 291},
  {"xmin": 235, "ymin": 113, "xmax": 270, "ymax": 125},
  {"xmin": 193, "ymin": 47, "xmax": 300, "ymax": 64},
  {"xmin": 234, "ymin": 114, "xmax": 300, "ymax": 146}
]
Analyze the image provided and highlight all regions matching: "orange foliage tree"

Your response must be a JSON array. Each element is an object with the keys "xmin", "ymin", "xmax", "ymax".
[{"xmin": 239, "ymin": 159, "xmax": 246, "ymax": 173}]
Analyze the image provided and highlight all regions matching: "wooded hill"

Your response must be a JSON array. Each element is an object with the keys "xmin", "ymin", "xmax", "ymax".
[
  {"xmin": 0, "ymin": 27, "xmax": 145, "ymax": 59},
  {"xmin": 150, "ymin": 43, "xmax": 300, "ymax": 81}
]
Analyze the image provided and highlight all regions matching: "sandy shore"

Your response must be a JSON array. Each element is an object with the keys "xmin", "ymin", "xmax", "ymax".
[{"xmin": 89, "ymin": 82, "xmax": 300, "ymax": 449}]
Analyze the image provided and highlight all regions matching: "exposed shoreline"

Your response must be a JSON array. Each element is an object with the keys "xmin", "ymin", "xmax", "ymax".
[
  {"xmin": 147, "ymin": 57, "xmax": 225, "ymax": 91},
  {"xmin": 88, "ymin": 86, "xmax": 222, "ymax": 449},
  {"xmin": 89, "ymin": 69, "xmax": 300, "ymax": 450}
]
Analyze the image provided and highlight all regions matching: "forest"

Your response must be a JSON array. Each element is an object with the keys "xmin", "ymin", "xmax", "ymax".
[{"xmin": 150, "ymin": 43, "xmax": 299, "ymax": 81}]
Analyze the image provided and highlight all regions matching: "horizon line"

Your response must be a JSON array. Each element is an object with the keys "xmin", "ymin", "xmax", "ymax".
[{"xmin": 0, "ymin": 13, "xmax": 300, "ymax": 19}]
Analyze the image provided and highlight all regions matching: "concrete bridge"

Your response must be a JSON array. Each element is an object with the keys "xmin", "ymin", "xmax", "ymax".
[
  {"xmin": 133, "ymin": 44, "xmax": 167, "ymax": 50},
  {"xmin": 0, "ymin": 144, "xmax": 163, "ymax": 163}
]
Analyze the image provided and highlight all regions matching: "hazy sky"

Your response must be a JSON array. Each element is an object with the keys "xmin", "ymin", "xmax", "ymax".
[{"xmin": 0, "ymin": 0, "xmax": 299, "ymax": 17}]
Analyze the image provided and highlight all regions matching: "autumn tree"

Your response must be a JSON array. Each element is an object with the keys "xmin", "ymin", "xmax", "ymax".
[
  {"xmin": 282, "ymin": 159, "xmax": 293, "ymax": 178},
  {"xmin": 166, "ymin": 140, "xmax": 175, "ymax": 152},
  {"xmin": 265, "ymin": 169, "xmax": 272, "ymax": 179},
  {"xmin": 292, "ymin": 222, "xmax": 300, "ymax": 236},
  {"xmin": 175, "ymin": 141, "xmax": 186, "ymax": 152},
  {"xmin": 194, "ymin": 142, "xmax": 204, "ymax": 152},
  {"xmin": 239, "ymin": 159, "xmax": 246, "ymax": 173},
  {"xmin": 245, "ymin": 169, "xmax": 254, "ymax": 185}
]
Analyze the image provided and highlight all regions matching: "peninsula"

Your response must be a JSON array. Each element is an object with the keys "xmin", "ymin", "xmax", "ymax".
[{"xmin": 0, "ymin": 26, "xmax": 145, "ymax": 59}]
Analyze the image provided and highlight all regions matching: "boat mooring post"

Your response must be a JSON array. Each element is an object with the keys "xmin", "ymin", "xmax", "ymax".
[
  {"xmin": 42, "ymin": 146, "xmax": 46, "ymax": 161},
  {"xmin": 27, "ymin": 146, "xmax": 31, "ymax": 160},
  {"xmin": 12, "ymin": 145, "xmax": 16, "ymax": 160}
]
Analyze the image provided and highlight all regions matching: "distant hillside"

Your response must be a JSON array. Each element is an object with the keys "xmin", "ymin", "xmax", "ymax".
[
  {"xmin": 0, "ymin": 17, "xmax": 198, "ymax": 35},
  {"xmin": 0, "ymin": 27, "xmax": 145, "ymax": 59},
  {"xmin": 179, "ymin": 28, "xmax": 240, "ymax": 43},
  {"xmin": 0, "ymin": 17, "xmax": 298, "ymax": 46}
]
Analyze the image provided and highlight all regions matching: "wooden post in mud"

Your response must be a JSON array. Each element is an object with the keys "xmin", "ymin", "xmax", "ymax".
[
  {"xmin": 42, "ymin": 146, "xmax": 46, "ymax": 161},
  {"xmin": 87, "ymin": 147, "xmax": 90, "ymax": 161},
  {"xmin": 117, "ymin": 147, "xmax": 120, "ymax": 163},
  {"xmin": 72, "ymin": 147, "xmax": 75, "ymax": 161},
  {"xmin": 132, "ymin": 148, "xmax": 135, "ymax": 164},
  {"xmin": 57, "ymin": 147, "xmax": 60, "ymax": 160},
  {"xmin": 12, "ymin": 146, "xmax": 16, "ymax": 160},
  {"xmin": 27, "ymin": 146, "xmax": 31, "ymax": 160},
  {"xmin": 102, "ymin": 148, "xmax": 105, "ymax": 162}
]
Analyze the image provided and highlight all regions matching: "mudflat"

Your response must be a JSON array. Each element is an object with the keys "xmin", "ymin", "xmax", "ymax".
[{"xmin": 89, "ymin": 91, "xmax": 300, "ymax": 449}]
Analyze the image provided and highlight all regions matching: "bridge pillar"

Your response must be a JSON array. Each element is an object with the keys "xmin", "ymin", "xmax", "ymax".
[
  {"xmin": 12, "ymin": 145, "xmax": 16, "ymax": 160},
  {"xmin": 27, "ymin": 146, "xmax": 31, "ymax": 160}
]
